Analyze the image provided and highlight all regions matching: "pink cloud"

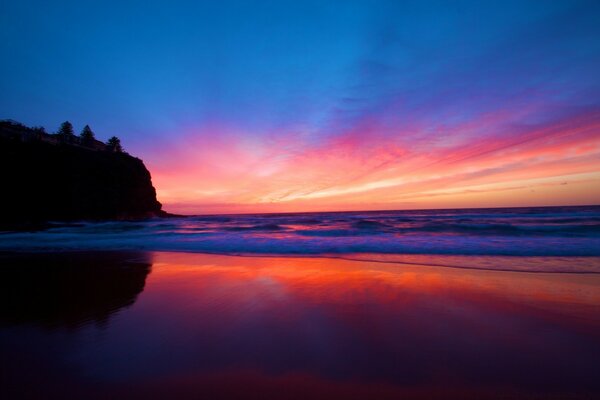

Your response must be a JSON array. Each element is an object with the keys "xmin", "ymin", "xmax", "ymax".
[{"xmin": 141, "ymin": 104, "xmax": 600, "ymax": 214}]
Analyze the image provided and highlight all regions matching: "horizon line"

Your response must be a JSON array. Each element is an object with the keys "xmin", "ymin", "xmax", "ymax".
[{"xmin": 171, "ymin": 203, "xmax": 600, "ymax": 217}]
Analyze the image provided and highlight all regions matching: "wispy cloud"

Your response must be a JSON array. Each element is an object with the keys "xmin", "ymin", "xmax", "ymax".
[{"xmin": 4, "ymin": 1, "xmax": 597, "ymax": 213}]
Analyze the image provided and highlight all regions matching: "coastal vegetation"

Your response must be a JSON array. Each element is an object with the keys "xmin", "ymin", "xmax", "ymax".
[
  {"xmin": 0, "ymin": 119, "xmax": 164, "ymax": 229},
  {"xmin": 0, "ymin": 119, "xmax": 124, "ymax": 152}
]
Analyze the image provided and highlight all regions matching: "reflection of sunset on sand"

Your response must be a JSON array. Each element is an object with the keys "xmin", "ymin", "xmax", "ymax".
[
  {"xmin": 121, "ymin": 253, "xmax": 600, "ymax": 398},
  {"xmin": 2, "ymin": 252, "xmax": 600, "ymax": 399},
  {"xmin": 149, "ymin": 252, "xmax": 600, "ymax": 330}
]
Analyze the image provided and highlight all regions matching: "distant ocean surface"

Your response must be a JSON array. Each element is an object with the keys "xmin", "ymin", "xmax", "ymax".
[{"xmin": 2, "ymin": 206, "xmax": 600, "ymax": 272}]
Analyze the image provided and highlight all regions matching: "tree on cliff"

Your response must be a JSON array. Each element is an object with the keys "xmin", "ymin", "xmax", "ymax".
[
  {"xmin": 58, "ymin": 121, "xmax": 74, "ymax": 137},
  {"xmin": 57, "ymin": 121, "xmax": 75, "ymax": 143},
  {"xmin": 107, "ymin": 136, "xmax": 123, "ymax": 152},
  {"xmin": 80, "ymin": 125, "xmax": 95, "ymax": 145}
]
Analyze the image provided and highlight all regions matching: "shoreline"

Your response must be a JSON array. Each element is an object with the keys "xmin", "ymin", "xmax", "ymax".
[
  {"xmin": 2, "ymin": 250, "xmax": 599, "ymax": 399},
  {"xmin": 2, "ymin": 249, "xmax": 600, "ymax": 274}
]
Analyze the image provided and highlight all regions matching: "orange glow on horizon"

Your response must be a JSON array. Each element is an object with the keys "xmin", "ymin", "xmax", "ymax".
[{"xmin": 142, "ymin": 108, "xmax": 600, "ymax": 214}]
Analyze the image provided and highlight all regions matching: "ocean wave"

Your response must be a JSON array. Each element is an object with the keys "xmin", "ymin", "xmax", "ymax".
[
  {"xmin": 224, "ymin": 223, "xmax": 286, "ymax": 232},
  {"xmin": 351, "ymin": 219, "xmax": 393, "ymax": 230},
  {"xmin": 2, "ymin": 207, "xmax": 600, "ymax": 271},
  {"xmin": 295, "ymin": 228, "xmax": 382, "ymax": 237},
  {"xmin": 409, "ymin": 222, "xmax": 600, "ymax": 236},
  {"xmin": 2, "ymin": 227, "xmax": 600, "ymax": 256}
]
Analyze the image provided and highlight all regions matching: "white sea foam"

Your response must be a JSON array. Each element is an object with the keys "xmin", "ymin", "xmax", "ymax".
[{"xmin": 2, "ymin": 206, "xmax": 600, "ymax": 272}]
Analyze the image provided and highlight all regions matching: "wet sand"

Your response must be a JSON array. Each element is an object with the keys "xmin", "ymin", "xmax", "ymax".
[{"xmin": 1, "ymin": 251, "xmax": 600, "ymax": 399}]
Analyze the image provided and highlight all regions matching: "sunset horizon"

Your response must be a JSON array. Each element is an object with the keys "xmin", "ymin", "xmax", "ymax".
[{"xmin": 2, "ymin": 1, "xmax": 599, "ymax": 214}]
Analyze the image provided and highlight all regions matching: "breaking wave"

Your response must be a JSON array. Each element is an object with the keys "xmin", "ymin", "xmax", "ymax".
[{"xmin": 1, "ymin": 206, "xmax": 600, "ymax": 272}]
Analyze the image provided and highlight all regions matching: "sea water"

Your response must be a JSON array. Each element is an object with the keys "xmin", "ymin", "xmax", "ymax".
[{"xmin": 1, "ymin": 205, "xmax": 599, "ymax": 272}]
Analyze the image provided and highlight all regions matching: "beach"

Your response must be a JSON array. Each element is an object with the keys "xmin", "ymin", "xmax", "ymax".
[
  {"xmin": 3, "ymin": 0, "xmax": 600, "ymax": 397},
  {"xmin": 2, "ymin": 251, "xmax": 599, "ymax": 399}
]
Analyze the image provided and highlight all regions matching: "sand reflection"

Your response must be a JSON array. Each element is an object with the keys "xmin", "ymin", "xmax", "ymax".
[{"xmin": 2, "ymin": 252, "xmax": 599, "ymax": 399}]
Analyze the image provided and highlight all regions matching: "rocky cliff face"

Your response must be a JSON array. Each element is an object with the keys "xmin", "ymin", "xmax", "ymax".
[{"xmin": 0, "ymin": 122, "xmax": 163, "ymax": 227}]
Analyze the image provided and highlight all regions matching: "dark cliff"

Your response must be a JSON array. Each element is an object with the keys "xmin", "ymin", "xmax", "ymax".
[{"xmin": 0, "ymin": 121, "xmax": 163, "ymax": 227}]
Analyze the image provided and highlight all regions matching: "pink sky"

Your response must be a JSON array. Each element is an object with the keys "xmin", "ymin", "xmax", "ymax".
[
  {"xmin": 145, "ymin": 107, "xmax": 600, "ymax": 214},
  {"xmin": 4, "ymin": 0, "xmax": 599, "ymax": 215}
]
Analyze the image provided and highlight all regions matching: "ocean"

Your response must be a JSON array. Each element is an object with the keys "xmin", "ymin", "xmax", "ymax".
[{"xmin": 2, "ymin": 205, "xmax": 600, "ymax": 272}]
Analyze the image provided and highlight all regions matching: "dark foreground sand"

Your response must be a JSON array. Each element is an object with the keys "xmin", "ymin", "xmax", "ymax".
[{"xmin": 1, "ymin": 251, "xmax": 600, "ymax": 399}]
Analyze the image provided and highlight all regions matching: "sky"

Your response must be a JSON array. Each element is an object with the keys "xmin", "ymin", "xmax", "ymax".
[{"xmin": 1, "ymin": 0, "xmax": 599, "ymax": 214}]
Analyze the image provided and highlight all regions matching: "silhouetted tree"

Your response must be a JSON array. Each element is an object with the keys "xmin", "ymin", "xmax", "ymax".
[
  {"xmin": 58, "ymin": 121, "xmax": 74, "ymax": 137},
  {"xmin": 107, "ymin": 136, "xmax": 122, "ymax": 152},
  {"xmin": 80, "ymin": 125, "xmax": 95, "ymax": 145}
]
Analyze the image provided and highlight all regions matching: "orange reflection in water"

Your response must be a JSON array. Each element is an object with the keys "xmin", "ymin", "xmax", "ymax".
[
  {"xmin": 108, "ymin": 252, "xmax": 600, "ymax": 399},
  {"xmin": 148, "ymin": 252, "xmax": 600, "ymax": 322},
  {"xmin": 4, "ymin": 252, "xmax": 599, "ymax": 400}
]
